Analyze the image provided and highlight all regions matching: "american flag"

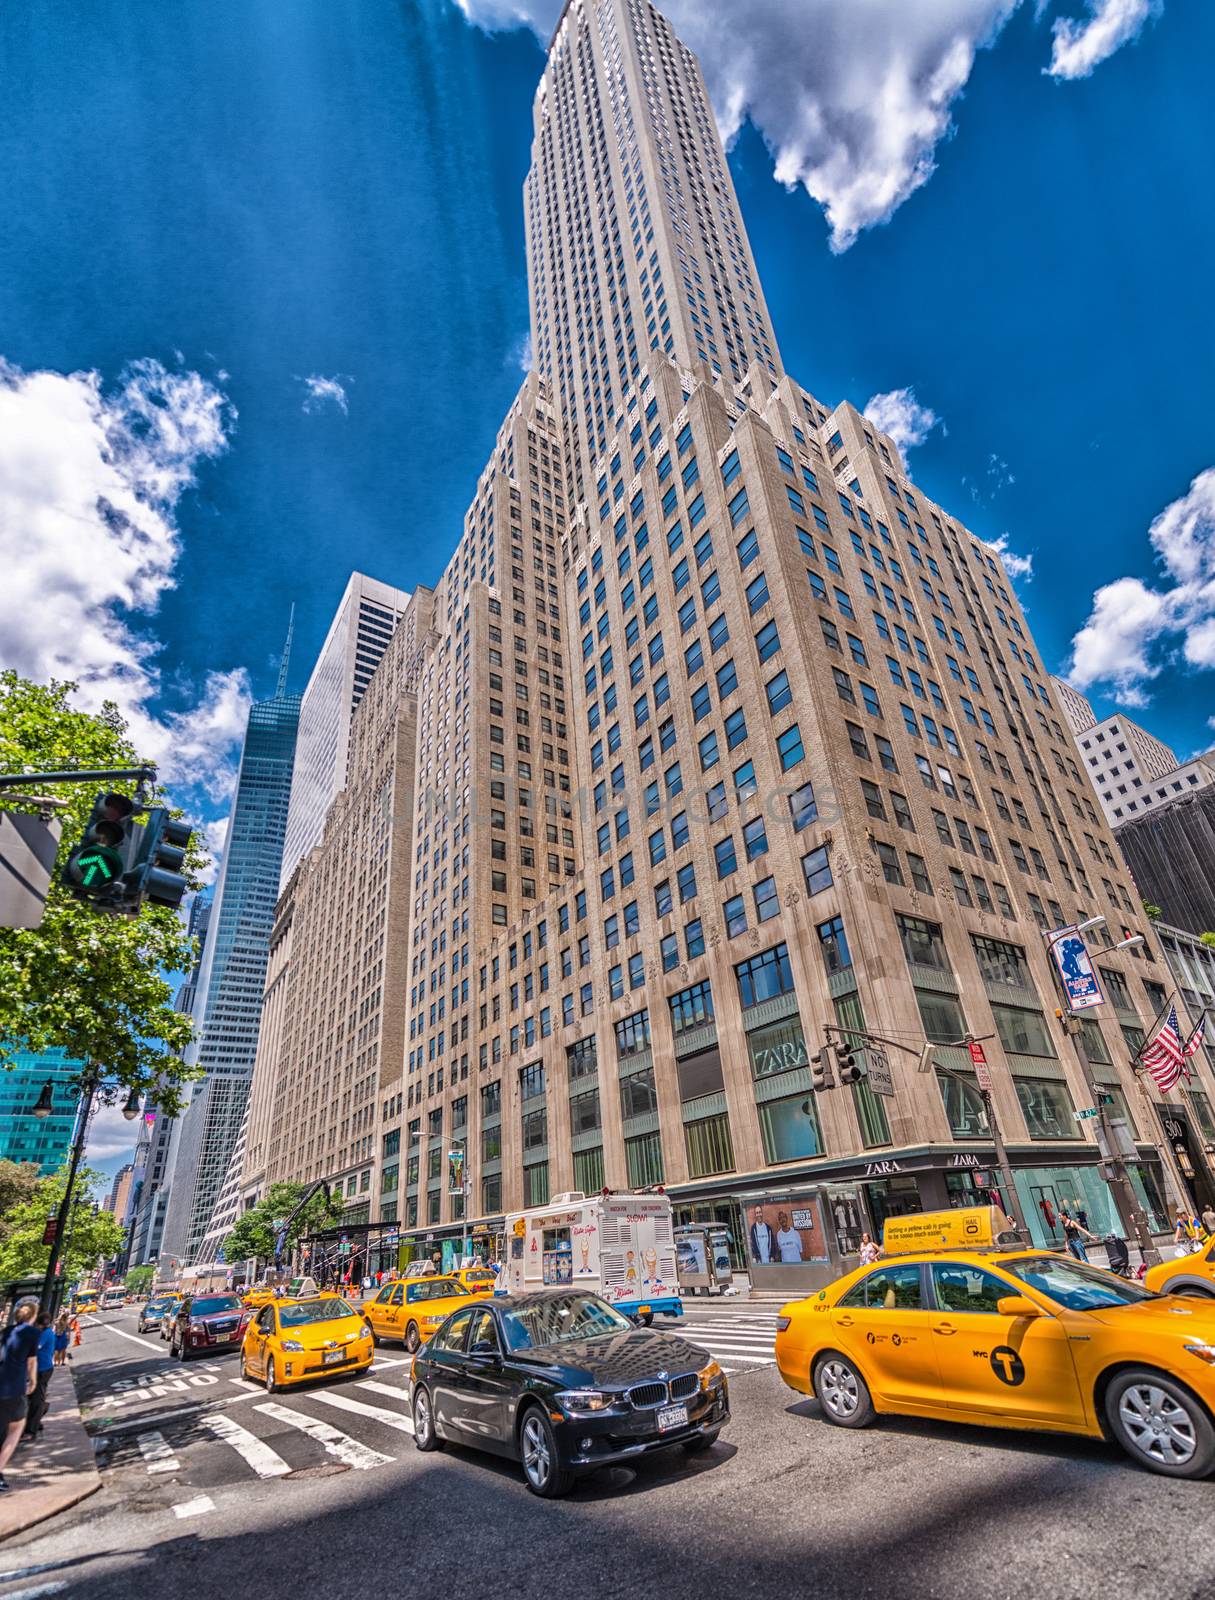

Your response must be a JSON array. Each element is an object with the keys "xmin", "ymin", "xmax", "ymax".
[
  {"xmin": 1140, "ymin": 1004, "xmax": 1185, "ymax": 1092},
  {"xmin": 1183, "ymin": 1013, "xmax": 1207, "ymax": 1059}
]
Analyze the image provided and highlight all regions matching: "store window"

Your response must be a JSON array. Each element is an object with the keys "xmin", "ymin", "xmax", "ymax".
[
  {"xmin": 747, "ymin": 1015, "xmax": 810, "ymax": 1078},
  {"xmin": 936, "ymin": 1070, "xmax": 987, "ymax": 1138},
  {"xmin": 758, "ymin": 1092, "xmax": 822, "ymax": 1164},
  {"xmin": 1014, "ymin": 1078, "xmax": 1075, "ymax": 1139}
]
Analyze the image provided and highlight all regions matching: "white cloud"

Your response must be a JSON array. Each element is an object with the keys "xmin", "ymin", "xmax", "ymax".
[
  {"xmin": 863, "ymin": 386, "xmax": 940, "ymax": 454},
  {"xmin": 512, "ymin": 331, "xmax": 534, "ymax": 374},
  {"xmin": 195, "ymin": 815, "xmax": 232, "ymax": 889},
  {"xmin": 1047, "ymin": 0, "xmax": 1161, "ymax": 80},
  {"xmin": 85, "ymin": 1100, "xmax": 140, "ymax": 1165},
  {"xmin": 1067, "ymin": 467, "xmax": 1215, "ymax": 701},
  {"xmin": 986, "ymin": 532, "xmax": 1034, "ymax": 580},
  {"xmin": 299, "ymin": 374, "xmax": 350, "ymax": 415},
  {"xmin": 457, "ymin": 0, "xmax": 1153, "ymax": 250},
  {"xmin": 0, "ymin": 355, "xmax": 250, "ymax": 800}
]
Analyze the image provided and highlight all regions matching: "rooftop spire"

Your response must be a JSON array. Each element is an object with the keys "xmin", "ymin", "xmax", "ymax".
[{"xmin": 276, "ymin": 602, "xmax": 295, "ymax": 697}]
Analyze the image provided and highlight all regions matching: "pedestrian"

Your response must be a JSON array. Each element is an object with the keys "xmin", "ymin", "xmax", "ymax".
[
  {"xmin": 1202, "ymin": 1203, "xmax": 1215, "ymax": 1237},
  {"xmin": 1173, "ymin": 1204, "xmax": 1202, "ymax": 1252},
  {"xmin": 858, "ymin": 1232, "xmax": 881, "ymax": 1266},
  {"xmin": 53, "ymin": 1313, "xmax": 70, "ymax": 1367},
  {"xmin": 70, "ymin": 1313, "xmax": 81, "ymax": 1350},
  {"xmin": 0, "ymin": 1301, "xmax": 40, "ymax": 1492},
  {"xmin": 22, "ymin": 1313, "xmax": 56, "ymax": 1443},
  {"xmin": 1058, "ymin": 1204, "xmax": 1096, "ymax": 1262}
]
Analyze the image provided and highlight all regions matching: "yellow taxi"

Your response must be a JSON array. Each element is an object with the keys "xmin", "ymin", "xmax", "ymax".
[
  {"xmin": 453, "ymin": 1266, "xmax": 498, "ymax": 1297},
  {"xmin": 240, "ymin": 1294, "xmax": 373, "ymax": 1392},
  {"xmin": 775, "ymin": 1206, "xmax": 1215, "ymax": 1478},
  {"xmin": 242, "ymin": 1285, "xmax": 279, "ymax": 1311},
  {"xmin": 1143, "ymin": 1235, "xmax": 1215, "ymax": 1300},
  {"xmin": 361, "ymin": 1275, "xmax": 476, "ymax": 1352}
]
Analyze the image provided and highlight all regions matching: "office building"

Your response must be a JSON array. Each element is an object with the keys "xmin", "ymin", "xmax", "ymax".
[
  {"xmin": 250, "ymin": 0, "xmax": 1212, "ymax": 1266},
  {"xmin": 160, "ymin": 676, "xmax": 300, "ymax": 1267},
  {"xmin": 0, "ymin": 1048, "xmax": 80, "ymax": 1173},
  {"xmin": 1116, "ymin": 785, "xmax": 1215, "ymax": 937},
  {"xmin": 279, "ymin": 574, "xmax": 412, "ymax": 888},
  {"xmin": 104, "ymin": 1163, "xmax": 134, "ymax": 1219}
]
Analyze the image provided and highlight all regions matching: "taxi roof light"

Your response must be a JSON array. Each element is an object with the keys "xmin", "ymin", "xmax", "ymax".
[{"xmin": 882, "ymin": 1206, "xmax": 1019, "ymax": 1256}]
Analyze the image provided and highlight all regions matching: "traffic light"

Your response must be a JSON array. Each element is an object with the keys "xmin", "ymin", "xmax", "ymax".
[
  {"xmin": 129, "ymin": 809, "xmax": 193, "ymax": 910},
  {"xmin": 810, "ymin": 1045, "xmax": 836, "ymax": 1092},
  {"xmin": 838, "ymin": 1047, "xmax": 865, "ymax": 1085},
  {"xmin": 61, "ymin": 792, "xmax": 139, "ymax": 905}
]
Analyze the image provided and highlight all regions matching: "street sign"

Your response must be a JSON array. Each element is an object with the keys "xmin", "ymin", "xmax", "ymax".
[
  {"xmin": 967, "ymin": 1040, "xmax": 992, "ymax": 1093},
  {"xmin": 1073, "ymin": 1107, "xmax": 1100, "ymax": 1121},
  {"xmin": 865, "ymin": 1045, "xmax": 894, "ymax": 1097},
  {"xmin": 1047, "ymin": 925, "xmax": 1104, "ymax": 1011}
]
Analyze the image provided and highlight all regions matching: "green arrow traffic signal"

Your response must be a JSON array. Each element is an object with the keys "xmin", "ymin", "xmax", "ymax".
[{"xmin": 72, "ymin": 845, "xmax": 124, "ymax": 887}]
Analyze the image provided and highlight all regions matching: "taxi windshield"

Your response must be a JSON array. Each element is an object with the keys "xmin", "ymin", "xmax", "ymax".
[
  {"xmin": 1007, "ymin": 1255, "xmax": 1153, "ymax": 1310},
  {"xmin": 500, "ymin": 1293, "xmax": 633, "ymax": 1350},
  {"xmin": 413, "ymin": 1279, "xmax": 467, "ymax": 1300},
  {"xmin": 279, "ymin": 1298, "xmax": 355, "ymax": 1327}
]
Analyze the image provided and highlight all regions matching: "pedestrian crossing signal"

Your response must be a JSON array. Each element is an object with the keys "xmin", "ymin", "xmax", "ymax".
[{"xmin": 62, "ymin": 792, "xmax": 138, "ymax": 905}]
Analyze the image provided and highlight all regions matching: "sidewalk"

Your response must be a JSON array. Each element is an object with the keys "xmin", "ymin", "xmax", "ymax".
[{"xmin": 0, "ymin": 1380, "xmax": 101, "ymax": 1542}]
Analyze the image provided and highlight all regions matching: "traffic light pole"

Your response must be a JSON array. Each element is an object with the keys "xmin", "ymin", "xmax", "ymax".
[
  {"xmin": 0, "ymin": 766, "xmax": 157, "ymax": 791},
  {"xmin": 39, "ymin": 1074, "xmax": 98, "ymax": 1315}
]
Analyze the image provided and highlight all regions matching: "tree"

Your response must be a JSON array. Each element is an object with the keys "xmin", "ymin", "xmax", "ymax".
[
  {"xmin": 0, "ymin": 1165, "xmax": 124, "ymax": 1281},
  {"xmin": 222, "ymin": 1182, "xmax": 344, "ymax": 1268},
  {"xmin": 1201, "ymin": 932, "xmax": 1215, "ymax": 949},
  {"xmin": 0, "ymin": 673, "xmax": 210, "ymax": 1114},
  {"xmin": 1142, "ymin": 902, "xmax": 1163, "ymax": 921},
  {"xmin": 0, "ymin": 1158, "xmax": 41, "ymax": 1219},
  {"xmin": 124, "ymin": 1264, "xmax": 155, "ymax": 1293}
]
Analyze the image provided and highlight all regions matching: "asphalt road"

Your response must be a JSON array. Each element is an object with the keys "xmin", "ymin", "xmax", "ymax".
[{"xmin": 2, "ymin": 1307, "xmax": 1212, "ymax": 1600}]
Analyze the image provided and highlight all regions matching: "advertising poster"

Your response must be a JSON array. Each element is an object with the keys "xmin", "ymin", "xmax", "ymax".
[
  {"xmin": 745, "ymin": 1194, "xmax": 829, "ymax": 1267},
  {"xmin": 1048, "ymin": 928, "xmax": 1104, "ymax": 1011}
]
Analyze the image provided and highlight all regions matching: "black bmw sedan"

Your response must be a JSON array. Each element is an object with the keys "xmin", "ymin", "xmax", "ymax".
[{"xmin": 409, "ymin": 1290, "xmax": 729, "ymax": 1497}]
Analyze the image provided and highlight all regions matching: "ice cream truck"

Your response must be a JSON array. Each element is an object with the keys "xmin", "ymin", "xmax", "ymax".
[{"xmin": 499, "ymin": 1190, "xmax": 683, "ymax": 1324}]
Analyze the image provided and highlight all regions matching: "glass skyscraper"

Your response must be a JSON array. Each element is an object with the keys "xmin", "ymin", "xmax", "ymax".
[{"xmin": 0, "ymin": 1047, "xmax": 80, "ymax": 1172}]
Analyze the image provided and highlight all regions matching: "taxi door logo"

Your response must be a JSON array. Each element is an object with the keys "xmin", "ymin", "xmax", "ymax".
[{"xmin": 990, "ymin": 1346, "xmax": 1025, "ymax": 1386}]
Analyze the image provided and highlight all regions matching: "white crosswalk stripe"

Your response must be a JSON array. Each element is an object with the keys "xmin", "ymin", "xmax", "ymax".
[
  {"xmin": 673, "ymin": 1313, "xmax": 779, "ymax": 1372},
  {"xmin": 137, "ymin": 1430, "xmax": 180, "ymax": 1474},
  {"xmin": 310, "ymin": 1389, "xmax": 415, "ymax": 1434},
  {"xmin": 255, "ymin": 1401, "xmax": 394, "ymax": 1470},
  {"xmin": 204, "ymin": 1411, "xmax": 292, "ymax": 1478}
]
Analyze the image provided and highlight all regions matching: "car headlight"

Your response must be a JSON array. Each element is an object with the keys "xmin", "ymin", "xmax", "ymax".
[
  {"xmin": 698, "ymin": 1359, "xmax": 723, "ymax": 1390},
  {"xmin": 555, "ymin": 1389, "xmax": 614, "ymax": 1414},
  {"xmin": 281, "ymin": 1339, "xmax": 305, "ymax": 1352},
  {"xmin": 1184, "ymin": 1341, "xmax": 1215, "ymax": 1365}
]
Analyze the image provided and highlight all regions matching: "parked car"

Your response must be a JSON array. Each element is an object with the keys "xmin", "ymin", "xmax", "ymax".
[
  {"xmin": 410, "ymin": 1290, "xmax": 728, "ymax": 1497},
  {"xmin": 137, "ymin": 1296, "xmax": 178, "ymax": 1334},
  {"xmin": 158, "ymin": 1297, "xmax": 182, "ymax": 1339},
  {"xmin": 169, "ymin": 1293, "xmax": 248, "ymax": 1360}
]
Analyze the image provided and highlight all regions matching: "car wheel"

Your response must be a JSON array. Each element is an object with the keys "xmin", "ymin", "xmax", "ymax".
[
  {"xmin": 1105, "ymin": 1368, "xmax": 1215, "ymax": 1478},
  {"xmin": 682, "ymin": 1429, "xmax": 720, "ymax": 1453},
  {"xmin": 412, "ymin": 1385, "xmax": 443, "ymax": 1452},
  {"xmin": 519, "ymin": 1405, "xmax": 575, "ymax": 1498},
  {"xmin": 405, "ymin": 1322, "xmax": 421, "ymax": 1353},
  {"xmin": 638, "ymin": 1312, "xmax": 654, "ymax": 1327},
  {"xmin": 265, "ymin": 1356, "xmax": 279, "ymax": 1396},
  {"xmin": 813, "ymin": 1352, "xmax": 875, "ymax": 1429},
  {"xmin": 1173, "ymin": 1285, "xmax": 1215, "ymax": 1299}
]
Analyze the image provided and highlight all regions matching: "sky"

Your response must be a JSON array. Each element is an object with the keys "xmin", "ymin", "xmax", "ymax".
[{"xmin": 1, "ymin": 0, "xmax": 1212, "ymax": 1175}]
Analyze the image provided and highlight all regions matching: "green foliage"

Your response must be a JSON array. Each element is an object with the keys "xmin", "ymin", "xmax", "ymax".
[
  {"xmin": 125, "ymin": 1264, "xmax": 155, "ymax": 1293},
  {"xmin": 0, "ymin": 672, "xmax": 210, "ymax": 1113},
  {"xmin": 0, "ymin": 1165, "xmax": 124, "ymax": 1281},
  {"xmin": 1142, "ymin": 902, "xmax": 1163, "ymax": 921},
  {"xmin": 223, "ymin": 1182, "xmax": 344, "ymax": 1267},
  {"xmin": 1201, "ymin": 932, "xmax": 1215, "ymax": 949},
  {"xmin": 0, "ymin": 1158, "xmax": 41, "ymax": 1219}
]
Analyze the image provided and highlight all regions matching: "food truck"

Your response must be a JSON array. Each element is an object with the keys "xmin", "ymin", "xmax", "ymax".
[{"xmin": 500, "ymin": 1190, "xmax": 682, "ymax": 1323}]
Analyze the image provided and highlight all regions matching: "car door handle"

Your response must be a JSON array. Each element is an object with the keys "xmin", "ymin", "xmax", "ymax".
[
  {"xmin": 933, "ymin": 1322, "xmax": 956, "ymax": 1335},
  {"xmin": 837, "ymin": 1315, "xmax": 854, "ymax": 1327}
]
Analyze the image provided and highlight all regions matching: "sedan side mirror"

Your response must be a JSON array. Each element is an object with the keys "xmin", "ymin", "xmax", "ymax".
[{"xmin": 997, "ymin": 1295, "xmax": 1043, "ymax": 1318}]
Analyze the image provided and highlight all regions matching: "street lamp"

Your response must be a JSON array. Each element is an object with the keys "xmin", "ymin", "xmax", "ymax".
[
  {"xmin": 408, "ymin": 1131, "xmax": 471, "ymax": 1266},
  {"xmin": 1040, "ymin": 922, "xmax": 1160, "ymax": 1267},
  {"xmin": 35, "ymin": 1070, "xmax": 146, "ymax": 1314}
]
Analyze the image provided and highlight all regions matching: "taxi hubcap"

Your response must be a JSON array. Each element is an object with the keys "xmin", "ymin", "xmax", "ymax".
[
  {"xmin": 1119, "ymin": 1383, "xmax": 1196, "ymax": 1465},
  {"xmin": 819, "ymin": 1360, "xmax": 860, "ymax": 1417},
  {"xmin": 522, "ymin": 1417, "xmax": 551, "ymax": 1485}
]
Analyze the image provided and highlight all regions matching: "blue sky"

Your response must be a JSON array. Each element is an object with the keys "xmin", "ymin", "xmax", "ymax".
[{"xmin": 0, "ymin": 2, "xmax": 1211, "ymax": 943}]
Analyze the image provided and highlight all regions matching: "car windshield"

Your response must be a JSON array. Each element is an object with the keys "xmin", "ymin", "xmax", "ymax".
[
  {"xmin": 190, "ymin": 1296, "xmax": 241, "ymax": 1316},
  {"xmin": 279, "ymin": 1298, "xmax": 354, "ymax": 1327},
  {"xmin": 500, "ymin": 1294, "xmax": 634, "ymax": 1351},
  {"xmin": 416, "ymin": 1280, "xmax": 467, "ymax": 1300},
  {"xmin": 1006, "ymin": 1256, "xmax": 1154, "ymax": 1310},
  {"xmin": 146, "ymin": 1299, "xmax": 173, "ymax": 1312}
]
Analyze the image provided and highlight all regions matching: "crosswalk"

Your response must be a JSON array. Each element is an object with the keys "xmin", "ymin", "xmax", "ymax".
[{"xmin": 663, "ymin": 1308, "xmax": 779, "ymax": 1374}]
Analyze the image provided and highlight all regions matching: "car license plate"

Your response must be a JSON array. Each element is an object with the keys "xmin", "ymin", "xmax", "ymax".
[
  {"xmin": 657, "ymin": 1404, "xmax": 688, "ymax": 1432},
  {"xmin": 322, "ymin": 1348, "xmax": 346, "ymax": 1366},
  {"xmin": 637, "ymin": 1305, "xmax": 651, "ymax": 1315}
]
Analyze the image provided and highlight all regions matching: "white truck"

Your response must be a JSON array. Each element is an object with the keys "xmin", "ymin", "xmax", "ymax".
[{"xmin": 499, "ymin": 1190, "xmax": 682, "ymax": 1324}]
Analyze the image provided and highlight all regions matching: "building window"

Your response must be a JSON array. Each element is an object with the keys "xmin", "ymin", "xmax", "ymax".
[
  {"xmin": 802, "ymin": 846, "xmax": 833, "ymax": 895},
  {"xmin": 776, "ymin": 725, "xmax": 805, "ymax": 770},
  {"xmin": 1014, "ymin": 1078, "xmax": 1076, "ymax": 1139},
  {"xmin": 736, "ymin": 943, "xmax": 795, "ymax": 1008},
  {"xmin": 523, "ymin": 1161, "xmax": 549, "ymax": 1208},
  {"xmin": 573, "ymin": 1146, "xmax": 605, "ymax": 1194},
  {"xmin": 991, "ymin": 1005, "xmax": 1055, "ymax": 1057},
  {"xmin": 670, "ymin": 980, "xmax": 715, "ymax": 1035},
  {"xmin": 817, "ymin": 915, "xmax": 851, "ymax": 975},
  {"xmin": 625, "ymin": 1131, "xmax": 664, "ymax": 1188},
  {"xmin": 758, "ymin": 1092, "xmax": 822, "ymax": 1164},
  {"xmin": 684, "ymin": 1114, "xmax": 735, "ymax": 1178}
]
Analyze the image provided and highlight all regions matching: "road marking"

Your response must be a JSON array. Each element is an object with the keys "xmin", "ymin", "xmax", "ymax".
[
  {"xmin": 98, "ymin": 1325, "xmax": 167, "ymax": 1354},
  {"xmin": 229, "ymin": 1378, "xmax": 262, "ymax": 1391},
  {"xmin": 172, "ymin": 1495, "xmax": 215, "ymax": 1519},
  {"xmin": 370, "ymin": 1357, "xmax": 410, "ymax": 1371},
  {"xmin": 310, "ymin": 1389, "xmax": 414, "ymax": 1434},
  {"xmin": 2, "ymin": 1583, "xmax": 69, "ymax": 1600},
  {"xmin": 91, "ymin": 1404, "xmax": 204, "ymax": 1435},
  {"xmin": 255, "ymin": 1402, "xmax": 392, "ymax": 1470},
  {"xmin": 357, "ymin": 1380, "xmax": 409, "ymax": 1402},
  {"xmin": 203, "ymin": 1412, "xmax": 292, "ymax": 1479},
  {"xmin": 137, "ymin": 1431, "xmax": 180, "ymax": 1474}
]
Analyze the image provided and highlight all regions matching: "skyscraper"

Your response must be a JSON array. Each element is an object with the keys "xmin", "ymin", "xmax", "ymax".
[
  {"xmin": 279, "ymin": 574, "xmax": 412, "ymax": 888},
  {"xmin": 160, "ymin": 676, "xmax": 300, "ymax": 1266},
  {"xmin": 0, "ymin": 1047, "xmax": 80, "ymax": 1172}
]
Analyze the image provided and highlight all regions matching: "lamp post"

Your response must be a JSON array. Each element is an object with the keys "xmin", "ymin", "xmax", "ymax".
[
  {"xmin": 1039, "ymin": 918, "xmax": 1159, "ymax": 1267},
  {"xmin": 34, "ymin": 1070, "xmax": 142, "ymax": 1313},
  {"xmin": 408, "ymin": 1132, "xmax": 470, "ymax": 1266}
]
